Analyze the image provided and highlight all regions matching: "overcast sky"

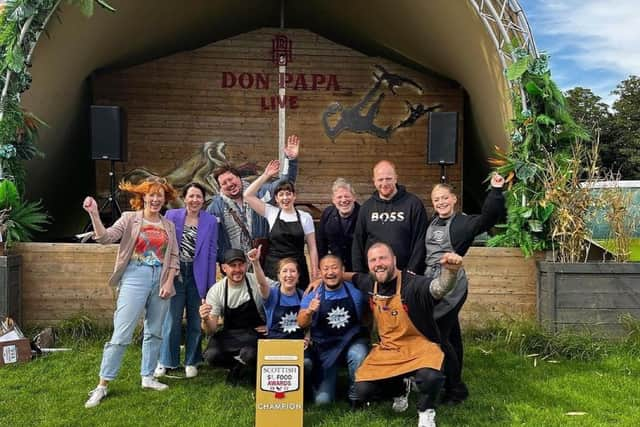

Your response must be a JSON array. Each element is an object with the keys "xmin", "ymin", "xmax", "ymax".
[{"xmin": 520, "ymin": 0, "xmax": 640, "ymax": 107}]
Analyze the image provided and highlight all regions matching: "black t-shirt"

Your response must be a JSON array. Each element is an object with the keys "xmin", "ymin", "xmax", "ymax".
[{"xmin": 352, "ymin": 271, "xmax": 441, "ymax": 344}]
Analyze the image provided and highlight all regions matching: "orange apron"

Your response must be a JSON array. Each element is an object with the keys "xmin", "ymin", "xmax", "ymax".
[{"xmin": 355, "ymin": 272, "xmax": 444, "ymax": 382}]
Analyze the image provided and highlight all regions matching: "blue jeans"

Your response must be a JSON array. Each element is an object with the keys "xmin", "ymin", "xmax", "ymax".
[
  {"xmin": 314, "ymin": 337, "xmax": 369, "ymax": 404},
  {"xmin": 99, "ymin": 263, "xmax": 170, "ymax": 380},
  {"xmin": 159, "ymin": 261, "xmax": 203, "ymax": 367}
]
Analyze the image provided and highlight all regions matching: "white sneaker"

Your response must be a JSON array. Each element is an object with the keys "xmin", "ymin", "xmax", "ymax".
[
  {"xmin": 185, "ymin": 365, "xmax": 198, "ymax": 378},
  {"xmin": 84, "ymin": 386, "xmax": 108, "ymax": 408},
  {"xmin": 418, "ymin": 409, "xmax": 437, "ymax": 427},
  {"xmin": 141, "ymin": 376, "xmax": 168, "ymax": 391},
  {"xmin": 392, "ymin": 377, "xmax": 412, "ymax": 412},
  {"xmin": 153, "ymin": 364, "xmax": 166, "ymax": 378}
]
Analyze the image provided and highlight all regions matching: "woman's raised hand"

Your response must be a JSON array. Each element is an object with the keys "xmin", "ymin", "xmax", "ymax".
[
  {"xmin": 82, "ymin": 196, "xmax": 98, "ymax": 215},
  {"xmin": 491, "ymin": 173, "xmax": 505, "ymax": 188},
  {"xmin": 263, "ymin": 160, "xmax": 281, "ymax": 178}
]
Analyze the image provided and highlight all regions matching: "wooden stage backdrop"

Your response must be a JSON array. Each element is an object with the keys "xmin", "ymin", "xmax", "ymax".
[
  {"xmin": 92, "ymin": 27, "xmax": 465, "ymax": 213},
  {"xmin": 14, "ymin": 243, "xmax": 536, "ymax": 326}
]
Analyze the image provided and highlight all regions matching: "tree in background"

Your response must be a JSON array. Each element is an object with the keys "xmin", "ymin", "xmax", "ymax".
[
  {"xmin": 609, "ymin": 75, "xmax": 640, "ymax": 179},
  {"xmin": 564, "ymin": 87, "xmax": 615, "ymax": 166}
]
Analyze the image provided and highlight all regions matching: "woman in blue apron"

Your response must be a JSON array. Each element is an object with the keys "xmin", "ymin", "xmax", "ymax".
[
  {"xmin": 249, "ymin": 249, "xmax": 315, "ymax": 398},
  {"xmin": 244, "ymin": 160, "xmax": 319, "ymax": 290},
  {"xmin": 425, "ymin": 173, "xmax": 505, "ymax": 404}
]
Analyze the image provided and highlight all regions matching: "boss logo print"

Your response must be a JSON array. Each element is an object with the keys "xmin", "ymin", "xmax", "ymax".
[{"xmin": 370, "ymin": 212, "xmax": 406, "ymax": 223}]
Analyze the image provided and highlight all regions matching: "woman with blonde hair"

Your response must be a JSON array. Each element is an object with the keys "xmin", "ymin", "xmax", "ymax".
[{"xmin": 82, "ymin": 176, "xmax": 180, "ymax": 408}]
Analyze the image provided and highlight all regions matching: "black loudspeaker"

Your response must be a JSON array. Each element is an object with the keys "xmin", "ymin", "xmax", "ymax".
[
  {"xmin": 427, "ymin": 112, "xmax": 458, "ymax": 165},
  {"xmin": 90, "ymin": 105, "xmax": 126, "ymax": 161}
]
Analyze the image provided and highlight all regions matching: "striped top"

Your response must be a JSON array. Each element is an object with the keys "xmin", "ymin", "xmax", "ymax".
[{"xmin": 180, "ymin": 224, "xmax": 198, "ymax": 262}]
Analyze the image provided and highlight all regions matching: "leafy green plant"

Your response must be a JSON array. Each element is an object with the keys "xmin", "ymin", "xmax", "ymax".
[
  {"xmin": 488, "ymin": 46, "xmax": 591, "ymax": 256},
  {"xmin": 0, "ymin": 177, "xmax": 49, "ymax": 247}
]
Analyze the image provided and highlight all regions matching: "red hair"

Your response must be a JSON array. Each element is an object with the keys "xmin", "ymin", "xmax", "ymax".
[{"xmin": 118, "ymin": 176, "xmax": 178, "ymax": 210}]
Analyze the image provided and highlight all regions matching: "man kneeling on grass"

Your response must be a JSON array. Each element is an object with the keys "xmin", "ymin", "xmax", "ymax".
[
  {"xmin": 199, "ymin": 248, "xmax": 267, "ymax": 384},
  {"xmin": 297, "ymin": 255, "xmax": 369, "ymax": 407},
  {"xmin": 352, "ymin": 242, "xmax": 462, "ymax": 427}
]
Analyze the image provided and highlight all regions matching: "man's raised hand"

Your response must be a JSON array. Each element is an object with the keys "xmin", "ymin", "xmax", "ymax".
[{"xmin": 284, "ymin": 134, "xmax": 300, "ymax": 159}]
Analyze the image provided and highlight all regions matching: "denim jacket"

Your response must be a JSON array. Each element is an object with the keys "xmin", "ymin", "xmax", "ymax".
[{"xmin": 207, "ymin": 158, "xmax": 298, "ymax": 263}]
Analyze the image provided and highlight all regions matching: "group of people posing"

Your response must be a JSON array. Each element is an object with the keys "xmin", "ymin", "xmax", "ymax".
[{"xmin": 82, "ymin": 135, "xmax": 506, "ymax": 427}]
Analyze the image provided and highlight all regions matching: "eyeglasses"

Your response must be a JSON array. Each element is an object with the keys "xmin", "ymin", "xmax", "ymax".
[{"xmin": 145, "ymin": 176, "xmax": 168, "ymax": 185}]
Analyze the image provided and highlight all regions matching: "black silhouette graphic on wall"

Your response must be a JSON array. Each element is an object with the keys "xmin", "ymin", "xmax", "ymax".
[
  {"xmin": 373, "ymin": 64, "xmax": 423, "ymax": 95},
  {"xmin": 322, "ymin": 64, "xmax": 441, "ymax": 141},
  {"xmin": 395, "ymin": 101, "xmax": 442, "ymax": 130},
  {"xmin": 322, "ymin": 80, "xmax": 392, "ymax": 141}
]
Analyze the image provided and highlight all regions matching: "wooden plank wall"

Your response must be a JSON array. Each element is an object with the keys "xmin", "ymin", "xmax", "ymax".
[
  {"xmin": 92, "ymin": 28, "xmax": 465, "ymax": 213},
  {"xmin": 538, "ymin": 262, "xmax": 640, "ymax": 335},
  {"xmin": 461, "ymin": 247, "xmax": 539, "ymax": 324},
  {"xmin": 14, "ymin": 243, "xmax": 536, "ymax": 326},
  {"xmin": 15, "ymin": 243, "xmax": 118, "ymax": 325}
]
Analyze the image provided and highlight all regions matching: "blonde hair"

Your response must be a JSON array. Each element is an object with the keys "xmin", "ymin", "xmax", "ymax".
[
  {"xmin": 119, "ymin": 176, "xmax": 178, "ymax": 210},
  {"xmin": 431, "ymin": 183, "xmax": 456, "ymax": 197},
  {"xmin": 331, "ymin": 177, "xmax": 356, "ymax": 198}
]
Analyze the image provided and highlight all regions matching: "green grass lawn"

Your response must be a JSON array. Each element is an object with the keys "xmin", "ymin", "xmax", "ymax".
[
  {"xmin": 595, "ymin": 238, "xmax": 640, "ymax": 261},
  {"xmin": 1, "ymin": 334, "xmax": 639, "ymax": 427}
]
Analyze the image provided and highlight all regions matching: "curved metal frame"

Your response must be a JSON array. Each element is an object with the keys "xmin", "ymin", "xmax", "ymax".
[{"xmin": 467, "ymin": 0, "xmax": 538, "ymax": 109}]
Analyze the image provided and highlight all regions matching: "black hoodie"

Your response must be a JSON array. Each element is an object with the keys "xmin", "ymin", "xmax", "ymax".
[{"xmin": 351, "ymin": 184, "xmax": 428, "ymax": 273}]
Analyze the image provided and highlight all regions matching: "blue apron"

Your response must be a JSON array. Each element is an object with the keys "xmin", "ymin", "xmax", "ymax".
[
  {"xmin": 311, "ymin": 283, "xmax": 360, "ymax": 370},
  {"xmin": 268, "ymin": 287, "xmax": 305, "ymax": 339}
]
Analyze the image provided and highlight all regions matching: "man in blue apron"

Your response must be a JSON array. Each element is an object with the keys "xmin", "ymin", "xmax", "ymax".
[
  {"xmin": 297, "ymin": 255, "xmax": 369, "ymax": 406},
  {"xmin": 199, "ymin": 248, "xmax": 267, "ymax": 384}
]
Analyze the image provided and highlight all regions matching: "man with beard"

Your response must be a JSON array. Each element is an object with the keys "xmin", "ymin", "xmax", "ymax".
[
  {"xmin": 297, "ymin": 255, "xmax": 368, "ymax": 407},
  {"xmin": 317, "ymin": 178, "xmax": 360, "ymax": 272},
  {"xmin": 351, "ymin": 242, "xmax": 462, "ymax": 427},
  {"xmin": 199, "ymin": 248, "xmax": 269, "ymax": 384},
  {"xmin": 351, "ymin": 160, "xmax": 427, "ymax": 273},
  {"xmin": 207, "ymin": 135, "xmax": 300, "ymax": 263}
]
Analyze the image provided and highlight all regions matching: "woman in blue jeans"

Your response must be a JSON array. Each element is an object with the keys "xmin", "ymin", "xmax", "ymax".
[
  {"xmin": 83, "ymin": 176, "xmax": 180, "ymax": 408},
  {"xmin": 156, "ymin": 182, "xmax": 218, "ymax": 378}
]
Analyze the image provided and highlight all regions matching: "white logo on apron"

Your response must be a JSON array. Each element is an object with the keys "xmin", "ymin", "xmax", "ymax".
[
  {"xmin": 278, "ymin": 312, "xmax": 300, "ymax": 333},
  {"xmin": 326, "ymin": 306, "xmax": 351, "ymax": 329},
  {"xmin": 433, "ymin": 230, "xmax": 445, "ymax": 242}
]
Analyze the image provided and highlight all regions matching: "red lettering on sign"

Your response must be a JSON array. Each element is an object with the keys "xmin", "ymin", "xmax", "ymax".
[
  {"xmin": 238, "ymin": 73, "xmax": 254, "ymax": 89},
  {"xmin": 222, "ymin": 72, "xmax": 236, "ymax": 88},
  {"xmin": 311, "ymin": 74, "xmax": 326, "ymax": 90},
  {"xmin": 256, "ymin": 73, "xmax": 269, "ymax": 90},
  {"xmin": 327, "ymin": 74, "xmax": 340, "ymax": 91},
  {"xmin": 293, "ymin": 74, "xmax": 308, "ymax": 90}
]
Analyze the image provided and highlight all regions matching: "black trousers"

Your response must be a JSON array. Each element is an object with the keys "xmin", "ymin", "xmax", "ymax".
[
  {"xmin": 435, "ymin": 289, "xmax": 468, "ymax": 397},
  {"xmin": 354, "ymin": 368, "xmax": 445, "ymax": 411},
  {"xmin": 203, "ymin": 329, "xmax": 258, "ymax": 367}
]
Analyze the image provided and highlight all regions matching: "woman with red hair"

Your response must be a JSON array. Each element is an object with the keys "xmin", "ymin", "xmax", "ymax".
[{"xmin": 82, "ymin": 176, "xmax": 180, "ymax": 408}]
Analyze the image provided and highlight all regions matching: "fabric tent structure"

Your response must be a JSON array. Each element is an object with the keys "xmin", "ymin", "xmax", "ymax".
[{"xmin": 16, "ymin": 0, "xmax": 537, "ymax": 237}]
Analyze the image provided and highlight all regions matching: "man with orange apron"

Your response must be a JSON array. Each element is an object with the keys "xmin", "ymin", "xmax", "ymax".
[{"xmin": 352, "ymin": 242, "xmax": 462, "ymax": 427}]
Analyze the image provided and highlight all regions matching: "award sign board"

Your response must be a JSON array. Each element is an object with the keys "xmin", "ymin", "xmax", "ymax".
[{"xmin": 255, "ymin": 339, "xmax": 304, "ymax": 427}]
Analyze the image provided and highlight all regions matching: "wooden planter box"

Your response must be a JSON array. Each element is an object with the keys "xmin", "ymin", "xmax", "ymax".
[
  {"xmin": 537, "ymin": 261, "xmax": 640, "ymax": 335},
  {"xmin": 0, "ymin": 255, "xmax": 22, "ymax": 324}
]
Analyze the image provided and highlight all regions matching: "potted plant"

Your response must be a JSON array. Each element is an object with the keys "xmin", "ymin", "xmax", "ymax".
[
  {"xmin": 487, "ymin": 49, "xmax": 640, "ymax": 336},
  {"xmin": 536, "ymin": 146, "xmax": 640, "ymax": 336},
  {"xmin": 0, "ymin": 177, "xmax": 49, "ymax": 324}
]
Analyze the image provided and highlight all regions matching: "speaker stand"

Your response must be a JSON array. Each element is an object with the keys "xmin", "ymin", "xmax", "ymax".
[
  {"xmin": 82, "ymin": 160, "xmax": 122, "ymax": 234},
  {"xmin": 439, "ymin": 162, "xmax": 448, "ymax": 184}
]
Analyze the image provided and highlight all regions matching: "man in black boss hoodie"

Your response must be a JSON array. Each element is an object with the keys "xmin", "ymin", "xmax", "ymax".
[{"xmin": 351, "ymin": 160, "xmax": 427, "ymax": 273}]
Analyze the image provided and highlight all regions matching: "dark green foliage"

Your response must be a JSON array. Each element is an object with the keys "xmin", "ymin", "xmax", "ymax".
[
  {"xmin": 488, "ymin": 51, "xmax": 591, "ymax": 255},
  {"xmin": 608, "ymin": 76, "xmax": 640, "ymax": 179}
]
